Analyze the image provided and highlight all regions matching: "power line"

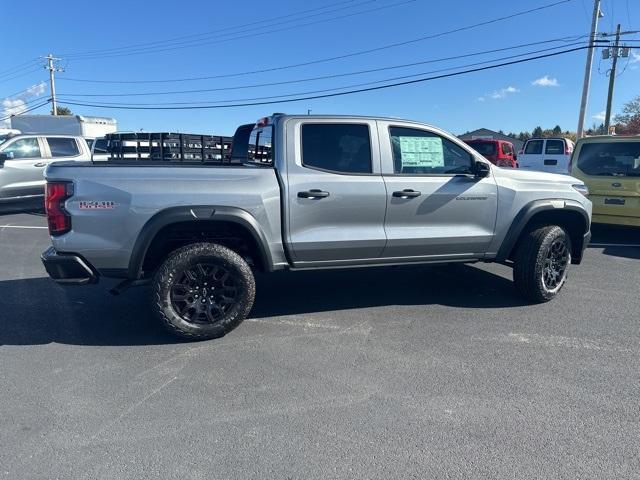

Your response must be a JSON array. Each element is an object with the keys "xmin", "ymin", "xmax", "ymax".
[
  {"xmin": 58, "ymin": 0, "xmax": 370, "ymax": 57},
  {"xmin": 0, "ymin": 101, "xmax": 50, "ymax": 122},
  {"xmin": 56, "ymin": 36, "xmax": 590, "ymax": 98},
  {"xmin": 61, "ymin": 44, "xmax": 588, "ymax": 107},
  {"xmin": 59, "ymin": 0, "xmax": 575, "ymax": 84},
  {"xmin": 0, "ymin": 66, "xmax": 42, "ymax": 85},
  {"xmin": 62, "ymin": 0, "xmax": 416, "ymax": 60},
  {"xmin": 1, "ymin": 81, "xmax": 49, "ymax": 102},
  {"xmin": 58, "ymin": 40, "xmax": 592, "ymax": 105},
  {"xmin": 2, "ymin": 95, "xmax": 52, "ymax": 109},
  {"xmin": 0, "ymin": 59, "xmax": 40, "ymax": 78},
  {"xmin": 58, "ymin": 45, "xmax": 590, "ymax": 111}
]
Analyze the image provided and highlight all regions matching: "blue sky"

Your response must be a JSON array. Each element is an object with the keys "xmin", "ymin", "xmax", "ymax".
[{"xmin": 1, "ymin": 0, "xmax": 638, "ymax": 135}]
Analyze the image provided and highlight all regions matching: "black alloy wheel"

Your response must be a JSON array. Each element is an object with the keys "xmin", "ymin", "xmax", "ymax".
[
  {"xmin": 541, "ymin": 237, "xmax": 570, "ymax": 292},
  {"xmin": 153, "ymin": 243, "xmax": 255, "ymax": 340}
]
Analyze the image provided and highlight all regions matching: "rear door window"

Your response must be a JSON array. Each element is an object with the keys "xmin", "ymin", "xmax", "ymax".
[
  {"xmin": 247, "ymin": 126, "xmax": 273, "ymax": 164},
  {"xmin": 501, "ymin": 143, "xmax": 513, "ymax": 155},
  {"xmin": 468, "ymin": 142, "xmax": 496, "ymax": 156},
  {"xmin": 524, "ymin": 140, "xmax": 543, "ymax": 154},
  {"xmin": 47, "ymin": 137, "xmax": 80, "ymax": 157},
  {"xmin": 545, "ymin": 139, "xmax": 565, "ymax": 155},
  {"xmin": 302, "ymin": 124, "xmax": 372, "ymax": 174},
  {"xmin": 577, "ymin": 142, "xmax": 640, "ymax": 177}
]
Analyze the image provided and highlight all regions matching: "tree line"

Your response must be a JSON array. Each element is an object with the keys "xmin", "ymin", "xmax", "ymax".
[{"xmin": 495, "ymin": 95, "xmax": 640, "ymax": 142}]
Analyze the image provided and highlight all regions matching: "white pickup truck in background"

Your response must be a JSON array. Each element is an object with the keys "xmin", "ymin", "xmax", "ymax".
[{"xmin": 0, "ymin": 134, "xmax": 91, "ymax": 204}]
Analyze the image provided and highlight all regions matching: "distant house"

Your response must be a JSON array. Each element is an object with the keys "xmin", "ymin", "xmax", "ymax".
[{"xmin": 458, "ymin": 128, "xmax": 524, "ymax": 152}]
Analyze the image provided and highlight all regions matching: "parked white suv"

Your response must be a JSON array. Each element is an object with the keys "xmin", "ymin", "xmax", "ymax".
[
  {"xmin": 518, "ymin": 137, "xmax": 574, "ymax": 174},
  {"xmin": 0, "ymin": 134, "xmax": 90, "ymax": 204}
]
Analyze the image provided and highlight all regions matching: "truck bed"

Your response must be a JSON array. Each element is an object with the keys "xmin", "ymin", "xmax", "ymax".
[{"xmin": 45, "ymin": 162, "xmax": 285, "ymax": 273}]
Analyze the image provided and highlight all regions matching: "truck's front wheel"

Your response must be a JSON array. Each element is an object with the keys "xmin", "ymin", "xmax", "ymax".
[
  {"xmin": 153, "ymin": 243, "xmax": 255, "ymax": 340},
  {"xmin": 513, "ymin": 225, "xmax": 572, "ymax": 303}
]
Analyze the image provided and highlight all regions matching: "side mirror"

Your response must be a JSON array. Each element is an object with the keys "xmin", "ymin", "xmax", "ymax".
[
  {"xmin": 474, "ymin": 160, "xmax": 491, "ymax": 178},
  {"xmin": 0, "ymin": 151, "xmax": 14, "ymax": 165}
]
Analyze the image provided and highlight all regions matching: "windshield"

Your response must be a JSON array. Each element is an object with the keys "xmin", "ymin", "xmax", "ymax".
[
  {"xmin": 0, "ymin": 134, "xmax": 13, "ymax": 145},
  {"xmin": 467, "ymin": 141, "xmax": 496, "ymax": 156},
  {"xmin": 577, "ymin": 141, "xmax": 640, "ymax": 177}
]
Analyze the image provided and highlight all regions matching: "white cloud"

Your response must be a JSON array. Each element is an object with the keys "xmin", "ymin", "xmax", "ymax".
[
  {"xmin": 532, "ymin": 75, "xmax": 559, "ymax": 87},
  {"xmin": 478, "ymin": 86, "xmax": 519, "ymax": 101},
  {"xmin": 1, "ymin": 81, "xmax": 47, "ymax": 126},
  {"xmin": 592, "ymin": 111, "xmax": 606, "ymax": 121},
  {"xmin": 630, "ymin": 51, "xmax": 640, "ymax": 69}
]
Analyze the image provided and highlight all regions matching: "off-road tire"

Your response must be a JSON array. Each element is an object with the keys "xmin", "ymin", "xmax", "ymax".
[
  {"xmin": 513, "ymin": 225, "xmax": 572, "ymax": 303},
  {"xmin": 153, "ymin": 242, "xmax": 255, "ymax": 341}
]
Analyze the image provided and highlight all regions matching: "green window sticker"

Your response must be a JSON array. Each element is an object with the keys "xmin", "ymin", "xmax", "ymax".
[{"xmin": 399, "ymin": 136, "xmax": 444, "ymax": 168}]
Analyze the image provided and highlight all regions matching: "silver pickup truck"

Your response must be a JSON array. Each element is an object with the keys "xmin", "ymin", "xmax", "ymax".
[{"xmin": 41, "ymin": 114, "xmax": 592, "ymax": 340}]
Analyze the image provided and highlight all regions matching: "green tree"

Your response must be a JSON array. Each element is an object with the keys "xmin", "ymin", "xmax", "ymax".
[
  {"xmin": 517, "ymin": 132, "xmax": 531, "ymax": 141},
  {"xmin": 552, "ymin": 125, "xmax": 562, "ymax": 136},
  {"xmin": 532, "ymin": 126, "xmax": 543, "ymax": 137},
  {"xmin": 53, "ymin": 106, "xmax": 72, "ymax": 116}
]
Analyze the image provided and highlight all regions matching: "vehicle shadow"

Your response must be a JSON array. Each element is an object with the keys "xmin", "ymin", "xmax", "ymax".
[
  {"xmin": 590, "ymin": 224, "xmax": 640, "ymax": 260},
  {"xmin": 251, "ymin": 263, "xmax": 527, "ymax": 318},
  {"xmin": 599, "ymin": 246, "xmax": 640, "ymax": 260},
  {"xmin": 0, "ymin": 263, "xmax": 528, "ymax": 346}
]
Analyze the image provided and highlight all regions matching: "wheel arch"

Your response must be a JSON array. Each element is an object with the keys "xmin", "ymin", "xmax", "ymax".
[
  {"xmin": 497, "ymin": 200, "xmax": 590, "ymax": 265},
  {"xmin": 128, "ymin": 206, "xmax": 274, "ymax": 279}
]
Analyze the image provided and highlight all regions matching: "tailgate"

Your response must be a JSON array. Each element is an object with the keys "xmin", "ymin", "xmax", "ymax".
[{"xmin": 588, "ymin": 177, "xmax": 640, "ymax": 218}]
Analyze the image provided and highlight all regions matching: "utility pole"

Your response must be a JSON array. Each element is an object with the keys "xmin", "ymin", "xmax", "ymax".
[
  {"xmin": 43, "ymin": 54, "xmax": 63, "ymax": 116},
  {"xmin": 604, "ymin": 24, "xmax": 622, "ymax": 133},
  {"xmin": 577, "ymin": 0, "xmax": 602, "ymax": 139}
]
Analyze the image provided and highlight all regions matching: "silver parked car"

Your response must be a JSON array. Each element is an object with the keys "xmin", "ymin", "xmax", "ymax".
[{"xmin": 0, "ymin": 134, "xmax": 91, "ymax": 204}]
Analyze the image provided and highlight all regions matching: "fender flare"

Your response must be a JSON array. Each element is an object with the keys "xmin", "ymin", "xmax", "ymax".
[
  {"xmin": 496, "ymin": 199, "xmax": 590, "ymax": 263},
  {"xmin": 127, "ymin": 205, "xmax": 274, "ymax": 279}
]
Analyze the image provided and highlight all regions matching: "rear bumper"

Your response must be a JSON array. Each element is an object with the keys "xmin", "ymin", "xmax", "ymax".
[
  {"xmin": 41, "ymin": 247, "xmax": 98, "ymax": 285},
  {"xmin": 592, "ymin": 214, "xmax": 640, "ymax": 227}
]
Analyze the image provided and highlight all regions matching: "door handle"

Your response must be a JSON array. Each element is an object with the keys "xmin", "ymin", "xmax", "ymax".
[
  {"xmin": 34, "ymin": 162, "xmax": 47, "ymax": 167},
  {"xmin": 392, "ymin": 189, "xmax": 421, "ymax": 198},
  {"xmin": 298, "ymin": 189, "xmax": 330, "ymax": 199}
]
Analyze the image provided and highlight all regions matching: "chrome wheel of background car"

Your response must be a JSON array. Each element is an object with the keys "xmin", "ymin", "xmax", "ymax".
[
  {"xmin": 169, "ymin": 263, "xmax": 239, "ymax": 325},
  {"xmin": 542, "ymin": 238, "xmax": 570, "ymax": 293}
]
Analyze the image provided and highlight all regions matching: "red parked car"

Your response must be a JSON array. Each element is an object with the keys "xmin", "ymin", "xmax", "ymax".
[{"xmin": 463, "ymin": 139, "xmax": 518, "ymax": 168}]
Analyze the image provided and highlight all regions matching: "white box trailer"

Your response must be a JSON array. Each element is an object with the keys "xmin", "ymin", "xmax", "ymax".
[{"xmin": 10, "ymin": 115, "xmax": 117, "ymax": 138}]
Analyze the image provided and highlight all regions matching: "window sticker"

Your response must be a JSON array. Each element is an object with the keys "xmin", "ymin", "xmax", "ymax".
[{"xmin": 399, "ymin": 136, "xmax": 444, "ymax": 168}]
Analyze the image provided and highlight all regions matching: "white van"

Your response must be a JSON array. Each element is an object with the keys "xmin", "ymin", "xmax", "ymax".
[{"xmin": 517, "ymin": 137, "xmax": 574, "ymax": 174}]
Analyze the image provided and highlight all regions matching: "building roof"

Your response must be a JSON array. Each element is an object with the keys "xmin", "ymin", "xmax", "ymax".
[{"xmin": 458, "ymin": 128, "xmax": 524, "ymax": 149}]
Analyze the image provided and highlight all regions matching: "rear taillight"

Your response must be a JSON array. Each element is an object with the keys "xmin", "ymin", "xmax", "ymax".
[{"xmin": 45, "ymin": 182, "xmax": 73, "ymax": 236}]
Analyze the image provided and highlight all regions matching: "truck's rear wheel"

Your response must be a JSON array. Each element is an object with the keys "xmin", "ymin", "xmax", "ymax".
[
  {"xmin": 153, "ymin": 242, "xmax": 255, "ymax": 340},
  {"xmin": 513, "ymin": 225, "xmax": 572, "ymax": 303}
]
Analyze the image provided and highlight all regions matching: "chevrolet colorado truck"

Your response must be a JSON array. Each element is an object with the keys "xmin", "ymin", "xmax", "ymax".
[{"xmin": 41, "ymin": 114, "xmax": 592, "ymax": 340}]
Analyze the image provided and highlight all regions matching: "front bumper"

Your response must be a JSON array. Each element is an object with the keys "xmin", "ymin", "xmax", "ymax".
[{"xmin": 41, "ymin": 247, "xmax": 98, "ymax": 285}]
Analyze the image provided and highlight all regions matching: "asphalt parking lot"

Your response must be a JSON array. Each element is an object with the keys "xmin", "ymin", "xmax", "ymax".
[{"xmin": 1, "ymin": 211, "xmax": 638, "ymax": 479}]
